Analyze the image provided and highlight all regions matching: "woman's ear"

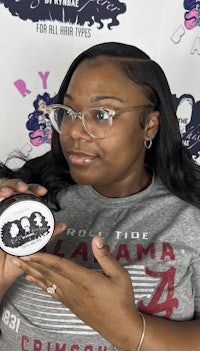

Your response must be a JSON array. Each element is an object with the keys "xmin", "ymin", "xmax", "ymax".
[{"xmin": 144, "ymin": 111, "xmax": 160, "ymax": 140}]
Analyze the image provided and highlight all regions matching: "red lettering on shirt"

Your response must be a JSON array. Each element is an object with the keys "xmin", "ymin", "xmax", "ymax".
[
  {"xmin": 34, "ymin": 339, "xmax": 42, "ymax": 351},
  {"xmin": 52, "ymin": 239, "xmax": 66, "ymax": 257},
  {"xmin": 71, "ymin": 345, "xmax": 79, "ymax": 351},
  {"xmin": 161, "ymin": 243, "xmax": 175, "ymax": 260},
  {"xmin": 56, "ymin": 343, "xmax": 67, "ymax": 351},
  {"xmin": 21, "ymin": 335, "xmax": 29, "ymax": 351},
  {"xmin": 85, "ymin": 346, "xmax": 93, "ymax": 351},
  {"xmin": 138, "ymin": 266, "xmax": 178, "ymax": 318},
  {"xmin": 137, "ymin": 243, "xmax": 155, "ymax": 259},
  {"xmin": 71, "ymin": 242, "xmax": 88, "ymax": 261},
  {"xmin": 115, "ymin": 244, "xmax": 131, "ymax": 261},
  {"xmin": 21, "ymin": 338, "xmax": 107, "ymax": 351}
]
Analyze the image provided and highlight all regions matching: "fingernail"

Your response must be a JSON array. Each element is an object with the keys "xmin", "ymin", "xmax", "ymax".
[
  {"xmin": 25, "ymin": 275, "xmax": 33, "ymax": 283},
  {"xmin": 37, "ymin": 185, "xmax": 46, "ymax": 189},
  {"xmin": 95, "ymin": 237, "xmax": 105, "ymax": 249},
  {"xmin": 0, "ymin": 188, "xmax": 7, "ymax": 192},
  {"xmin": 61, "ymin": 223, "xmax": 67, "ymax": 231},
  {"xmin": 17, "ymin": 181, "xmax": 26, "ymax": 186},
  {"xmin": 20, "ymin": 256, "xmax": 32, "ymax": 261}
]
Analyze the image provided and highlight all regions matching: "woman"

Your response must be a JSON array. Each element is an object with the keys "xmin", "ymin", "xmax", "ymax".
[{"xmin": 0, "ymin": 42, "xmax": 200, "ymax": 351}]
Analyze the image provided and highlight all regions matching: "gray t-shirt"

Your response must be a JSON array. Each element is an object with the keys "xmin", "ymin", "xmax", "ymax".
[{"xmin": 1, "ymin": 176, "xmax": 200, "ymax": 350}]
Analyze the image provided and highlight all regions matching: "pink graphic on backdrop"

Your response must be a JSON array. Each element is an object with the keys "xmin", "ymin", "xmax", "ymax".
[
  {"xmin": 26, "ymin": 92, "xmax": 54, "ymax": 147},
  {"xmin": 13, "ymin": 80, "xmax": 31, "ymax": 97},
  {"xmin": 184, "ymin": 0, "xmax": 200, "ymax": 29},
  {"xmin": 171, "ymin": 2, "xmax": 200, "ymax": 54},
  {"xmin": 14, "ymin": 72, "xmax": 49, "ymax": 97}
]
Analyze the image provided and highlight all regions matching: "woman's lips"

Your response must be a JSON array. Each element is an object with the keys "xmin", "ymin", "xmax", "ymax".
[{"xmin": 68, "ymin": 152, "xmax": 97, "ymax": 165}]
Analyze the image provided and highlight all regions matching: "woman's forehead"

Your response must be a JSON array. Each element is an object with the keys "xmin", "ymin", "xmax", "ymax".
[
  {"xmin": 72, "ymin": 56, "xmax": 123, "ymax": 76},
  {"xmin": 66, "ymin": 58, "xmax": 146, "ymax": 100}
]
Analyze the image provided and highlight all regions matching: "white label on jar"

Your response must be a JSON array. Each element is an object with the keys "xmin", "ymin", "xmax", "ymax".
[{"xmin": 0, "ymin": 200, "xmax": 54, "ymax": 256}]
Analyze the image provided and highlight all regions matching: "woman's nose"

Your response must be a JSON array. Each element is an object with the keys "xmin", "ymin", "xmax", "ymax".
[{"xmin": 70, "ymin": 116, "xmax": 91, "ymax": 140}]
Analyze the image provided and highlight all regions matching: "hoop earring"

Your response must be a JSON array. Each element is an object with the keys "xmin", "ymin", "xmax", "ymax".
[{"xmin": 144, "ymin": 139, "xmax": 152, "ymax": 149}]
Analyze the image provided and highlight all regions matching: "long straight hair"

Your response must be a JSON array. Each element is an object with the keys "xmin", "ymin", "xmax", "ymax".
[
  {"xmin": 50, "ymin": 42, "xmax": 200, "ymax": 208},
  {"xmin": 1, "ymin": 42, "xmax": 200, "ymax": 208}
]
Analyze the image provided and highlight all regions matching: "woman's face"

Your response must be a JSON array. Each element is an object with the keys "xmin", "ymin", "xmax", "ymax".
[
  {"xmin": 21, "ymin": 217, "xmax": 30, "ymax": 230},
  {"xmin": 38, "ymin": 99, "xmax": 48, "ymax": 114},
  {"xmin": 60, "ymin": 57, "xmax": 159, "ymax": 197}
]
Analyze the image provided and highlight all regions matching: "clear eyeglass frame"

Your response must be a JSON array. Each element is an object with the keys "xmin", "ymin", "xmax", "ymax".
[{"xmin": 48, "ymin": 103, "xmax": 153, "ymax": 139}]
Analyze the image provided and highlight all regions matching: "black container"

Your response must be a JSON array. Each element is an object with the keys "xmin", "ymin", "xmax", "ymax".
[{"xmin": 0, "ymin": 193, "xmax": 55, "ymax": 256}]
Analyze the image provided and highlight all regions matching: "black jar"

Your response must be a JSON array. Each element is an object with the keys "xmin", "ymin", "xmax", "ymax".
[{"xmin": 0, "ymin": 193, "xmax": 55, "ymax": 256}]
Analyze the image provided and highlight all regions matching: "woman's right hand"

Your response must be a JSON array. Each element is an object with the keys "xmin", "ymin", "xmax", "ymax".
[
  {"xmin": 0, "ymin": 178, "xmax": 47, "ymax": 200},
  {"xmin": 0, "ymin": 179, "xmax": 48, "ymax": 302}
]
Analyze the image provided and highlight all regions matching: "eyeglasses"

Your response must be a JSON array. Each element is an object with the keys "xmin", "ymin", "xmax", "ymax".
[{"xmin": 48, "ymin": 103, "xmax": 153, "ymax": 139}]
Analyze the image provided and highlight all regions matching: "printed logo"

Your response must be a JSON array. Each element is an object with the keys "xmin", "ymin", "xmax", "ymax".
[
  {"xmin": 183, "ymin": 0, "xmax": 200, "ymax": 30},
  {"xmin": 1, "ymin": 0, "xmax": 126, "ymax": 30},
  {"xmin": 169, "ymin": 2, "xmax": 200, "ymax": 163},
  {"xmin": 173, "ymin": 94, "xmax": 200, "ymax": 163},
  {"xmin": 26, "ymin": 92, "xmax": 54, "ymax": 147},
  {"xmin": 1, "ymin": 211, "xmax": 50, "ymax": 248},
  {"xmin": 171, "ymin": 0, "xmax": 200, "ymax": 53},
  {"xmin": 12, "ymin": 72, "xmax": 54, "ymax": 158}
]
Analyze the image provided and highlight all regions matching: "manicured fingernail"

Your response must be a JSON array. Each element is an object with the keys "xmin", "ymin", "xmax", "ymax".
[
  {"xmin": 32, "ymin": 185, "xmax": 45, "ymax": 191},
  {"xmin": 20, "ymin": 256, "xmax": 32, "ymax": 261},
  {"xmin": 25, "ymin": 275, "xmax": 33, "ymax": 283},
  {"xmin": 95, "ymin": 237, "xmax": 105, "ymax": 249},
  {"xmin": 0, "ymin": 188, "xmax": 7, "ymax": 192},
  {"xmin": 17, "ymin": 181, "xmax": 26, "ymax": 187},
  {"xmin": 61, "ymin": 223, "xmax": 67, "ymax": 231}
]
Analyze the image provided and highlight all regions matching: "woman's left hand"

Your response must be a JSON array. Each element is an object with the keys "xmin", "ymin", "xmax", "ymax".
[{"xmin": 12, "ymin": 236, "xmax": 141, "ymax": 349}]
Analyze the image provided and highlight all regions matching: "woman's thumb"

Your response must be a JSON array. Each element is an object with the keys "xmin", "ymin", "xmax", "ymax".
[{"xmin": 92, "ymin": 236, "xmax": 124, "ymax": 277}]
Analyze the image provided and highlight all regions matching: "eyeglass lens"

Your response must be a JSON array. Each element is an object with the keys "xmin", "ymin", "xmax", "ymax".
[{"xmin": 50, "ymin": 107, "xmax": 112, "ymax": 138}]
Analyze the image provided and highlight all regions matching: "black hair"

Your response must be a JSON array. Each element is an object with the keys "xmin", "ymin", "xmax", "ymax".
[{"xmin": 1, "ymin": 42, "xmax": 200, "ymax": 208}]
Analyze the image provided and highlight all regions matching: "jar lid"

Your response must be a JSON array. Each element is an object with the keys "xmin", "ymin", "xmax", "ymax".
[{"xmin": 0, "ymin": 194, "xmax": 55, "ymax": 256}]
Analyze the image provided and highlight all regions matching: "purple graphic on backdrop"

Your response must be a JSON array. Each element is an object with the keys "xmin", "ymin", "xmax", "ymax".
[
  {"xmin": 1, "ymin": 0, "xmax": 126, "ymax": 29},
  {"xmin": 26, "ymin": 92, "xmax": 54, "ymax": 147},
  {"xmin": 183, "ymin": 0, "xmax": 200, "ymax": 29},
  {"xmin": 172, "ymin": 94, "xmax": 200, "ymax": 161}
]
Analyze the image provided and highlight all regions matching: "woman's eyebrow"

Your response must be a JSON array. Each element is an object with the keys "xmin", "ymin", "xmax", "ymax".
[
  {"xmin": 64, "ymin": 93, "xmax": 74, "ymax": 100},
  {"xmin": 64, "ymin": 94, "xmax": 124, "ymax": 103},
  {"xmin": 91, "ymin": 95, "xmax": 124, "ymax": 103}
]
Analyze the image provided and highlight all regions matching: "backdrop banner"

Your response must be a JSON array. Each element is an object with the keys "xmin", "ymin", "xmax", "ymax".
[{"xmin": 1, "ymin": 0, "xmax": 200, "ymax": 166}]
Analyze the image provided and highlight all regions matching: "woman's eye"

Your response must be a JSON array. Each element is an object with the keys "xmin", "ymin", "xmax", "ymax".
[
  {"xmin": 63, "ymin": 108, "xmax": 72, "ymax": 117},
  {"xmin": 95, "ymin": 110, "xmax": 109, "ymax": 120}
]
